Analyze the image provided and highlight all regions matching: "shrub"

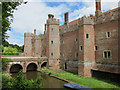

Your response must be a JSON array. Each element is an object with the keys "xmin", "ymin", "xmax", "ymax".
[
  {"xmin": 36, "ymin": 76, "xmax": 43, "ymax": 88},
  {"xmin": 2, "ymin": 71, "xmax": 43, "ymax": 89},
  {"xmin": 2, "ymin": 73, "xmax": 14, "ymax": 88},
  {"xmin": 2, "ymin": 52, "xmax": 19, "ymax": 55},
  {"xmin": 2, "ymin": 58, "xmax": 12, "ymax": 71}
]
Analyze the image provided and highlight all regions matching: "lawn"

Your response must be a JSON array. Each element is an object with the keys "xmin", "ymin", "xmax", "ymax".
[{"xmin": 41, "ymin": 69, "xmax": 120, "ymax": 89}]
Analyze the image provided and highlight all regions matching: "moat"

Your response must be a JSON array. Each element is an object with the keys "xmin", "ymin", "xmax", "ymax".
[{"xmin": 11, "ymin": 71, "xmax": 68, "ymax": 88}]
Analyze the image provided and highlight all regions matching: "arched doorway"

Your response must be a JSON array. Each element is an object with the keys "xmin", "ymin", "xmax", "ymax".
[
  {"xmin": 41, "ymin": 62, "xmax": 47, "ymax": 69},
  {"xmin": 27, "ymin": 63, "xmax": 37, "ymax": 72},
  {"xmin": 10, "ymin": 64, "xmax": 23, "ymax": 73}
]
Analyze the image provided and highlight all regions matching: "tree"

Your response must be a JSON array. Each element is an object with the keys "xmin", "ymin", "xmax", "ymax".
[{"xmin": 2, "ymin": 2, "xmax": 21, "ymax": 46}]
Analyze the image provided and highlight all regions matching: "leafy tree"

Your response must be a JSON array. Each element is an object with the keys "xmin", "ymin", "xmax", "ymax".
[
  {"xmin": 4, "ymin": 46, "xmax": 18, "ymax": 53},
  {"xmin": 2, "ymin": 40, "xmax": 9, "ymax": 47},
  {"xmin": 0, "ymin": 45, "xmax": 4, "ymax": 52},
  {"xmin": 2, "ymin": 2, "xmax": 21, "ymax": 46}
]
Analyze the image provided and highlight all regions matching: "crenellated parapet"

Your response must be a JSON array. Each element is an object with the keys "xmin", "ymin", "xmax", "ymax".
[
  {"xmin": 95, "ymin": 7, "xmax": 120, "ymax": 25},
  {"xmin": 78, "ymin": 15, "xmax": 94, "ymax": 26},
  {"xmin": 24, "ymin": 32, "xmax": 34, "ymax": 37},
  {"xmin": 47, "ymin": 14, "xmax": 59, "ymax": 25}
]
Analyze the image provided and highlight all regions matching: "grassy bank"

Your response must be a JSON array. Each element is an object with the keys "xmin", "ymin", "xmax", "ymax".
[{"xmin": 41, "ymin": 69, "xmax": 120, "ymax": 88}]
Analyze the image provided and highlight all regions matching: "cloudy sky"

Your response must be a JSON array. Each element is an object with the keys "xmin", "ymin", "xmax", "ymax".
[{"xmin": 6, "ymin": 0, "xmax": 119, "ymax": 46}]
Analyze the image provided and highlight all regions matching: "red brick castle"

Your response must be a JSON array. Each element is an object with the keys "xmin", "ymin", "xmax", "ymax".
[{"xmin": 24, "ymin": 0, "xmax": 120, "ymax": 79}]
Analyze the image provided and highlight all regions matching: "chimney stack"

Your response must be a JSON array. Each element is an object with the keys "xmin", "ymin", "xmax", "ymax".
[
  {"xmin": 48, "ymin": 14, "xmax": 54, "ymax": 19},
  {"xmin": 96, "ymin": 0, "xmax": 101, "ymax": 11},
  {"xmin": 34, "ymin": 29, "xmax": 36, "ymax": 35},
  {"xmin": 95, "ymin": 0, "xmax": 102, "ymax": 17},
  {"xmin": 45, "ymin": 24, "xmax": 47, "ymax": 31},
  {"xmin": 64, "ymin": 12, "xmax": 69, "ymax": 24}
]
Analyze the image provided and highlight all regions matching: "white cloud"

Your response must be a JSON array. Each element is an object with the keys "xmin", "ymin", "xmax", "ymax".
[
  {"xmin": 28, "ymin": 0, "xmax": 119, "ymax": 2},
  {"xmin": 6, "ymin": 31, "xmax": 24, "ymax": 46},
  {"xmin": 69, "ymin": 6, "xmax": 95, "ymax": 21},
  {"xmin": 11, "ymin": 2, "xmax": 69, "ymax": 35},
  {"xmin": 7, "ymin": 0, "xmax": 119, "ymax": 46},
  {"xmin": 69, "ymin": 0, "xmax": 118, "ymax": 21}
]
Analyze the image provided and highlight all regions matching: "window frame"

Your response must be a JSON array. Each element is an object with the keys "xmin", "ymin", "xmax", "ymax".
[
  {"xmin": 86, "ymin": 34, "xmax": 89, "ymax": 39},
  {"xmin": 51, "ymin": 40, "xmax": 53, "ymax": 44},
  {"xmin": 75, "ymin": 52, "xmax": 78, "ymax": 58},
  {"xmin": 51, "ymin": 28, "xmax": 53, "ymax": 31},
  {"xmin": 95, "ymin": 46, "xmax": 98, "ymax": 51},
  {"xmin": 80, "ymin": 46, "xmax": 83, "ymax": 51},
  {"xmin": 103, "ymin": 50, "xmax": 111, "ymax": 59},
  {"xmin": 51, "ymin": 52, "xmax": 53, "ymax": 56},
  {"xmin": 106, "ymin": 32, "xmax": 111, "ymax": 38}
]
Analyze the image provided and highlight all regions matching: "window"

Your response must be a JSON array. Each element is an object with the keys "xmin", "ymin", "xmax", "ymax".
[
  {"xmin": 86, "ymin": 34, "xmax": 89, "ymax": 38},
  {"xmin": 51, "ymin": 28, "xmax": 53, "ymax": 31},
  {"xmin": 70, "ymin": 53, "xmax": 72, "ymax": 57},
  {"xmin": 75, "ymin": 38, "xmax": 78, "ymax": 42},
  {"xmin": 80, "ymin": 46, "xmax": 83, "ymax": 51},
  {"xmin": 103, "ymin": 51, "xmax": 111, "ymax": 59},
  {"xmin": 51, "ymin": 40, "xmax": 53, "ymax": 44},
  {"xmin": 106, "ymin": 32, "xmax": 111, "ymax": 38},
  {"xmin": 51, "ymin": 53, "xmax": 53, "ymax": 56},
  {"xmin": 63, "ymin": 40, "xmax": 64, "ymax": 44},
  {"xmin": 75, "ymin": 52, "xmax": 78, "ymax": 57},
  {"xmin": 95, "ymin": 46, "xmax": 98, "ymax": 51}
]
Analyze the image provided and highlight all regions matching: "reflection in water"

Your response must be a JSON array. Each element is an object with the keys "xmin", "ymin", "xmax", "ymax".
[{"xmin": 11, "ymin": 71, "xmax": 69, "ymax": 88}]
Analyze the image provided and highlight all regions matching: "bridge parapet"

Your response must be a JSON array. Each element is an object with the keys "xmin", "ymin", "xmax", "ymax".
[{"xmin": 2, "ymin": 56, "xmax": 48, "ymax": 62}]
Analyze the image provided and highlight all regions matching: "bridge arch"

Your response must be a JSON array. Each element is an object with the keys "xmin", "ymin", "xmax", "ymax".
[
  {"xmin": 26, "ymin": 62, "xmax": 38, "ymax": 72},
  {"xmin": 10, "ymin": 64, "xmax": 23, "ymax": 73},
  {"xmin": 41, "ymin": 61, "xmax": 47, "ymax": 69}
]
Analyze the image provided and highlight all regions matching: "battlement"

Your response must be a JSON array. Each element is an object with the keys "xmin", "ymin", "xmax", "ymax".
[
  {"xmin": 47, "ymin": 14, "xmax": 59, "ymax": 25},
  {"xmin": 38, "ymin": 34, "xmax": 44, "ymax": 39},
  {"xmin": 78, "ymin": 15, "xmax": 94, "ymax": 26},
  {"xmin": 24, "ymin": 32, "xmax": 34, "ymax": 37},
  {"xmin": 34, "ymin": 35, "xmax": 41, "ymax": 40},
  {"xmin": 95, "ymin": 7, "xmax": 119, "ymax": 24},
  {"xmin": 59, "ymin": 14, "xmax": 95, "ymax": 34}
]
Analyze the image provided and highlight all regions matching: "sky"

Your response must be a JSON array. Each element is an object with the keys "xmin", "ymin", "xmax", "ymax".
[{"xmin": 6, "ymin": 0, "xmax": 119, "ymax": 46}]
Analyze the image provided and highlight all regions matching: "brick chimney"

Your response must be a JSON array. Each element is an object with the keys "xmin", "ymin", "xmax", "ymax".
[
  {"xmin": 95, "ymin": 0, "xmax": 102, "ymax": 17},
  {"xmin": 64, "ymin": 12, "xmax": 69, "ymax": 24},
  {"xmin": 34, "ymin": 29, "xmax": 36, "ymax": 35},
  {"xmin": 48, "ymin": 14, "xmax": 54, "ymax": 19},
  {"xmin": 45, "ymin": 24, "xmax": 46, "ymax": 31}
]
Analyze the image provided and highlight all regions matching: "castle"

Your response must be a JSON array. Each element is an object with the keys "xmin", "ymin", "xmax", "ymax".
[{"xmin": 24, "ymin": 0, "xmax": 120, "ymax": 78}]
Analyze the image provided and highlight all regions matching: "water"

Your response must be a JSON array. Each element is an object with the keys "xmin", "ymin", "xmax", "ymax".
[{"xmin": 11, "ymin": 71, "xmax": 69, "ymax": 88}]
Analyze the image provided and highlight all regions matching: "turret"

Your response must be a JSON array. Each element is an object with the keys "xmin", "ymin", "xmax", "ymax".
[{"xmin": 46, "ymin": 14, "xmax": 60, "ymax": 69}]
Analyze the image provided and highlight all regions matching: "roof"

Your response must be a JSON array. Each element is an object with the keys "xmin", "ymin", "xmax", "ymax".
[
  {"xmin": 59, "ymin": 19, "xmax": 78, "ymax": 29},
  {"xmin": 102, "ymin": 7, "xmax": 119, "ymax": 15},
  {"xmin": 59, "ymin": 7, "xmax": 120, "ymax": 29}
]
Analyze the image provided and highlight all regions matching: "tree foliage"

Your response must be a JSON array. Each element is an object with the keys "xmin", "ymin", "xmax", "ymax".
[
  {"xmin": 2, "ymin": 71, "xmax": 43, "ymax": 89},
  {"xmin": 1, "ymin": 43, "xmax": 24, "ymax": 53},
  {"xmin": 2, "ymin": 58, "xmax": 12, "ymax": 71},
  {"xmin": 2, "ymin": 2, "xmax": 21, "ymax": 46}
]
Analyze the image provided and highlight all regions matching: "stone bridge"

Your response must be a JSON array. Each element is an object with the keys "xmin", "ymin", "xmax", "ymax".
[{"xmin": 2, "ymin": 56, "xmax": 48, "ymax": 73}]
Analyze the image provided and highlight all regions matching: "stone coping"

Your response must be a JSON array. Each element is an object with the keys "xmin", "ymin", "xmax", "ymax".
[{"xmin": 2, "ymin": 56, "xmax": 48, "ymax": 59}]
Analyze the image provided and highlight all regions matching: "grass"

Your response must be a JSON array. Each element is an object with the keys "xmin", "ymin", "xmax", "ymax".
[{"xmin": 41, "ymin": 69, "xmax": 120, "ymax": 89}]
